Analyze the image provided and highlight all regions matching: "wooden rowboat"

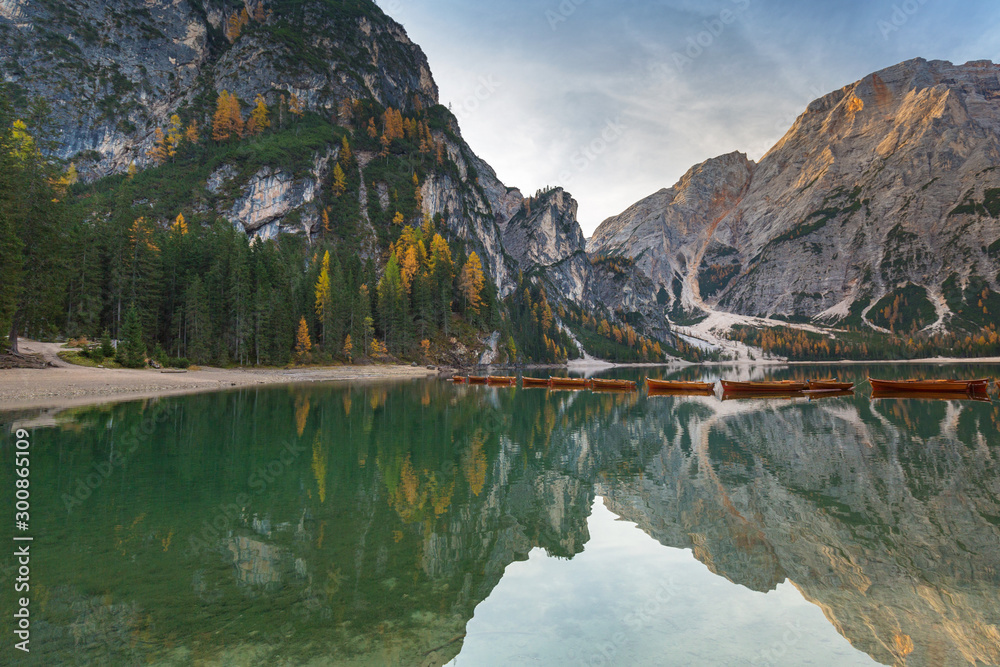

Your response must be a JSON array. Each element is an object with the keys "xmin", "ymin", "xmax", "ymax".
[
  {"xmin": 721, "ymin": 380, "xmax": 808, "ymax": 392},
  {"xmin": 591, "ymin": 378, "xmax": 637, "ymax": 390},
  {"xmin": 872, "ymin": 389, "xmax": 992, "ymax": 402},
  {"xmin": 486, "ymin": 375, "xmax": 516, "ymax": 386},
  {"xmin": 467, "ymin": 376, "xmax": 488, "ymax": 385},
  {"xmin": 806, "ymin": 379, "xmax": 854, "ymax": 391},
  {"xmin": 522, "ymin": 377, "xmax": 550, "ymax": 387},
  {"xmin": 868, "ymin": 378, "xmax": 990, "ymax": 394},
  {"xmin": 549, "ymin": 377, "xmax": 591, "ymax": 389},
  {"xmin": 647, "ymin": 378, "xmax": 714, "ymax": 392},
  {"xmin": 451, "ymin": 376, "xmax": 467, "ymax": 383}
]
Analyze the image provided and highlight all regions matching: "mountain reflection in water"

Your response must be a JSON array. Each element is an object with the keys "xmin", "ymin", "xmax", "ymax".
[{"xmin": 2, "ymin": 365, "xmax": 999, "ymax": 666}]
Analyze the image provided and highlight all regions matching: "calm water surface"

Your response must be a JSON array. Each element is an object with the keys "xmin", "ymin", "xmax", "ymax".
[{"xmin": 2, "ymin": 364, "xmax": 1000, "ymax": 666}]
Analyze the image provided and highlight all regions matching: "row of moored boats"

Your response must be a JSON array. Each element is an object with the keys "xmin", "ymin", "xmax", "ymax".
[{"xmin": 451, "ymin": 376, "xmax": 997, "ymax": 398}]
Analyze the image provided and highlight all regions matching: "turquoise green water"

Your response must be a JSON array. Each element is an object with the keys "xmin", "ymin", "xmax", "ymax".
[{"xmin": 2, "ymin": 365, "xmax": 1000, "ymax": 665}]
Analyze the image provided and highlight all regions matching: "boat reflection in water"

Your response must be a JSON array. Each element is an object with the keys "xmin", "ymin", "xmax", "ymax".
[{"xmin": 4, "ymin": 364, "xmax": 1000, "ymax": 666}]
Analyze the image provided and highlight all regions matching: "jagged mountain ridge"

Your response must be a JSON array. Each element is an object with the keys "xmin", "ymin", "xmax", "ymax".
[{"xmin": 591, "ymin": 58, "xmax": 1000, "ymax": 333}]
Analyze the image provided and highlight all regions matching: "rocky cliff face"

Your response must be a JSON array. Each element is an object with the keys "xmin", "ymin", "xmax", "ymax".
[
  {"xmin": 0, "ymin": 0, "xmax": 437, "ymax": 176},
  {"xmin": 591, "ymin": 58, "xmax": 1000, "ymax": 332},
  {"xmin": 588, "ymin": 152, "xmax": 755, "ymax": 318}
]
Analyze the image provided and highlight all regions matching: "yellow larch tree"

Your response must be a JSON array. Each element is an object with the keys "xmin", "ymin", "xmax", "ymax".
[
  {"xmin": 400, "ymin": 245, "xmax": 419, "ymax": 294},
  {"xmin": 289, "ymin": 92, "xmax": 305, "ymax": 117},
  {"xmin": 147, "ymin": 128, "xmax": 168, "ymax": 164},
  {"xmin": 212, "ymin": 91, "xmax": 235, "ymax": 141},
  {"xmin": 331, "ymin": 163, "xmax": 347, "ymax": 197},
  {"xmin": 458, "ymin": 252, "xmax": 485, "ymax": 315},
  {"xmin": 342, "ymin": 334, "xmax": 353, "ymax": 362},
  {"xmin": 166, "ymin": 114, "xmax": 183, "ymax": 157},
  {"xmin": 339, "ymin": 136, "xmax": 352, "ymax": 165},
  {"xmin": 171, "ymin": 213, "xmax": 188, "ymax": 235},
  {"xmin": 184, "ymin": 120, "xmax": 199, "ymax": 143},
  {"xmin": 314, "ymin": 251, "xmax": 332, "ymax": 344},
  {"xmin": 295, "ymin": 316, "xmax": 312, "ymax": 363},
  {"xmin": 247, "ymin": 94, "xmax": 270, "ymax": 136},
  {"xmin": 227, "ymin": 92, "xmax": 244, "ymax": 138}
]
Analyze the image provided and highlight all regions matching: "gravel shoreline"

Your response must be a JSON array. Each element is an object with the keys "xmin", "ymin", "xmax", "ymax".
[{"xmin": 0, "ymin": 340, "xmax": 438, "ymax": 413}]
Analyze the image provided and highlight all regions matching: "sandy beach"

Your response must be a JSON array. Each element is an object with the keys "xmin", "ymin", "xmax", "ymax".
[{"xmin": 0, "ymin": 340, "xmax": 439, "ymax": 413}]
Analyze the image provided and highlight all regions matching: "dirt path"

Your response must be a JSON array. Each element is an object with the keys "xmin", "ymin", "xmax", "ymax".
[{"xmin": 0, "ymin": 339, "xmax": 438, "ymax": 413}]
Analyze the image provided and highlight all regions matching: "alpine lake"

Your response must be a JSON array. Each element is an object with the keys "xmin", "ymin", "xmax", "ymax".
[{"xmin": 2, "ymin": 364, "xmax": 1000, "ymax": 666}]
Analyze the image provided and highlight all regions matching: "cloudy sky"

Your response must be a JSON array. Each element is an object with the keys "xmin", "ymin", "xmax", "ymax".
[{"xmin": 375, "ymin": 0, "xmax": 1000, "ymax": 235}]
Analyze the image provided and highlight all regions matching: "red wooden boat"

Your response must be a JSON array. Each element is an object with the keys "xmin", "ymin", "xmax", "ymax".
[
  {"xmin": 486, "ymin": 375, "xmax": 516, "ymax": 386},
  {"xmin": 647, "ymin": 378, "xmax": 715, "ymax": 392},
  {"xmin": 549, "ymin": 377, "xmax": 591, "ymax": 389},
  {"xmin": 806, "ymin": 379, "xmax": 854, "ymax": 391},
  {"xmin": 522, "ymin": 377, "xmax": 550, "ymax": 387},
  {"xmin": 868, "ymin": 378, "xmax": 990, "ymax": 394},
  {"xmin": 451, "ymin": 376, "xmax": 467, "ymax": 384},
  {"xmin": 591, "ymin": 378, "xmax": 637, "ymax": 391},
  {"xmin": 467, "ymin": 376, "xmax": 488, "ymax": 385},
  {"xmin": 721, "ymin": 380, "xmax": 808, "ymax": 393}
]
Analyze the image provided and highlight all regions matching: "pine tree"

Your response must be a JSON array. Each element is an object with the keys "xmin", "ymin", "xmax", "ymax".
[
  {"xmin": 352, "ymin": 284, "xmax": 373, "ymax": 355},
  {"xmin": 377, "ymin": 254, "xmax": 407, "ymax": 353},
  {"xmin": 429, "ymin": 234, "xmax": 454, "ymax": 334},
  {"xmin": 2, "ymin": 114, "xmax": 70, "ymax": 353},
  {"xmin": 184, "ymin": 276, "xmax": 210, "ymax": 363},
  {"xmin": 116, "ymin": 305, "xmax": 147, "ymax": 368}
]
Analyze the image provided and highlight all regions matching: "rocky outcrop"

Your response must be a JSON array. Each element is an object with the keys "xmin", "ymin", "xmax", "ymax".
[
  {"xmin": 0, "ymin": 0, "xmax": 437, "ymax": 177},
  {"xmin": 500, "ymin": 188, "xmax": 593, "ymax": 302},
  {"xmin": 589, "ymin": 152, "xmax": 755, "ymax": 316},
  {"xmin": 590, "ymin": 59, "xmax": 1000, "ymax": 331}
]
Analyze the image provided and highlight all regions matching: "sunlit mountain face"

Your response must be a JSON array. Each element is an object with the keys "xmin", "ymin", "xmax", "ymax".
[{"xmin": 3, "ymin": 365, "xmax": 1000, "ymax": 665}]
